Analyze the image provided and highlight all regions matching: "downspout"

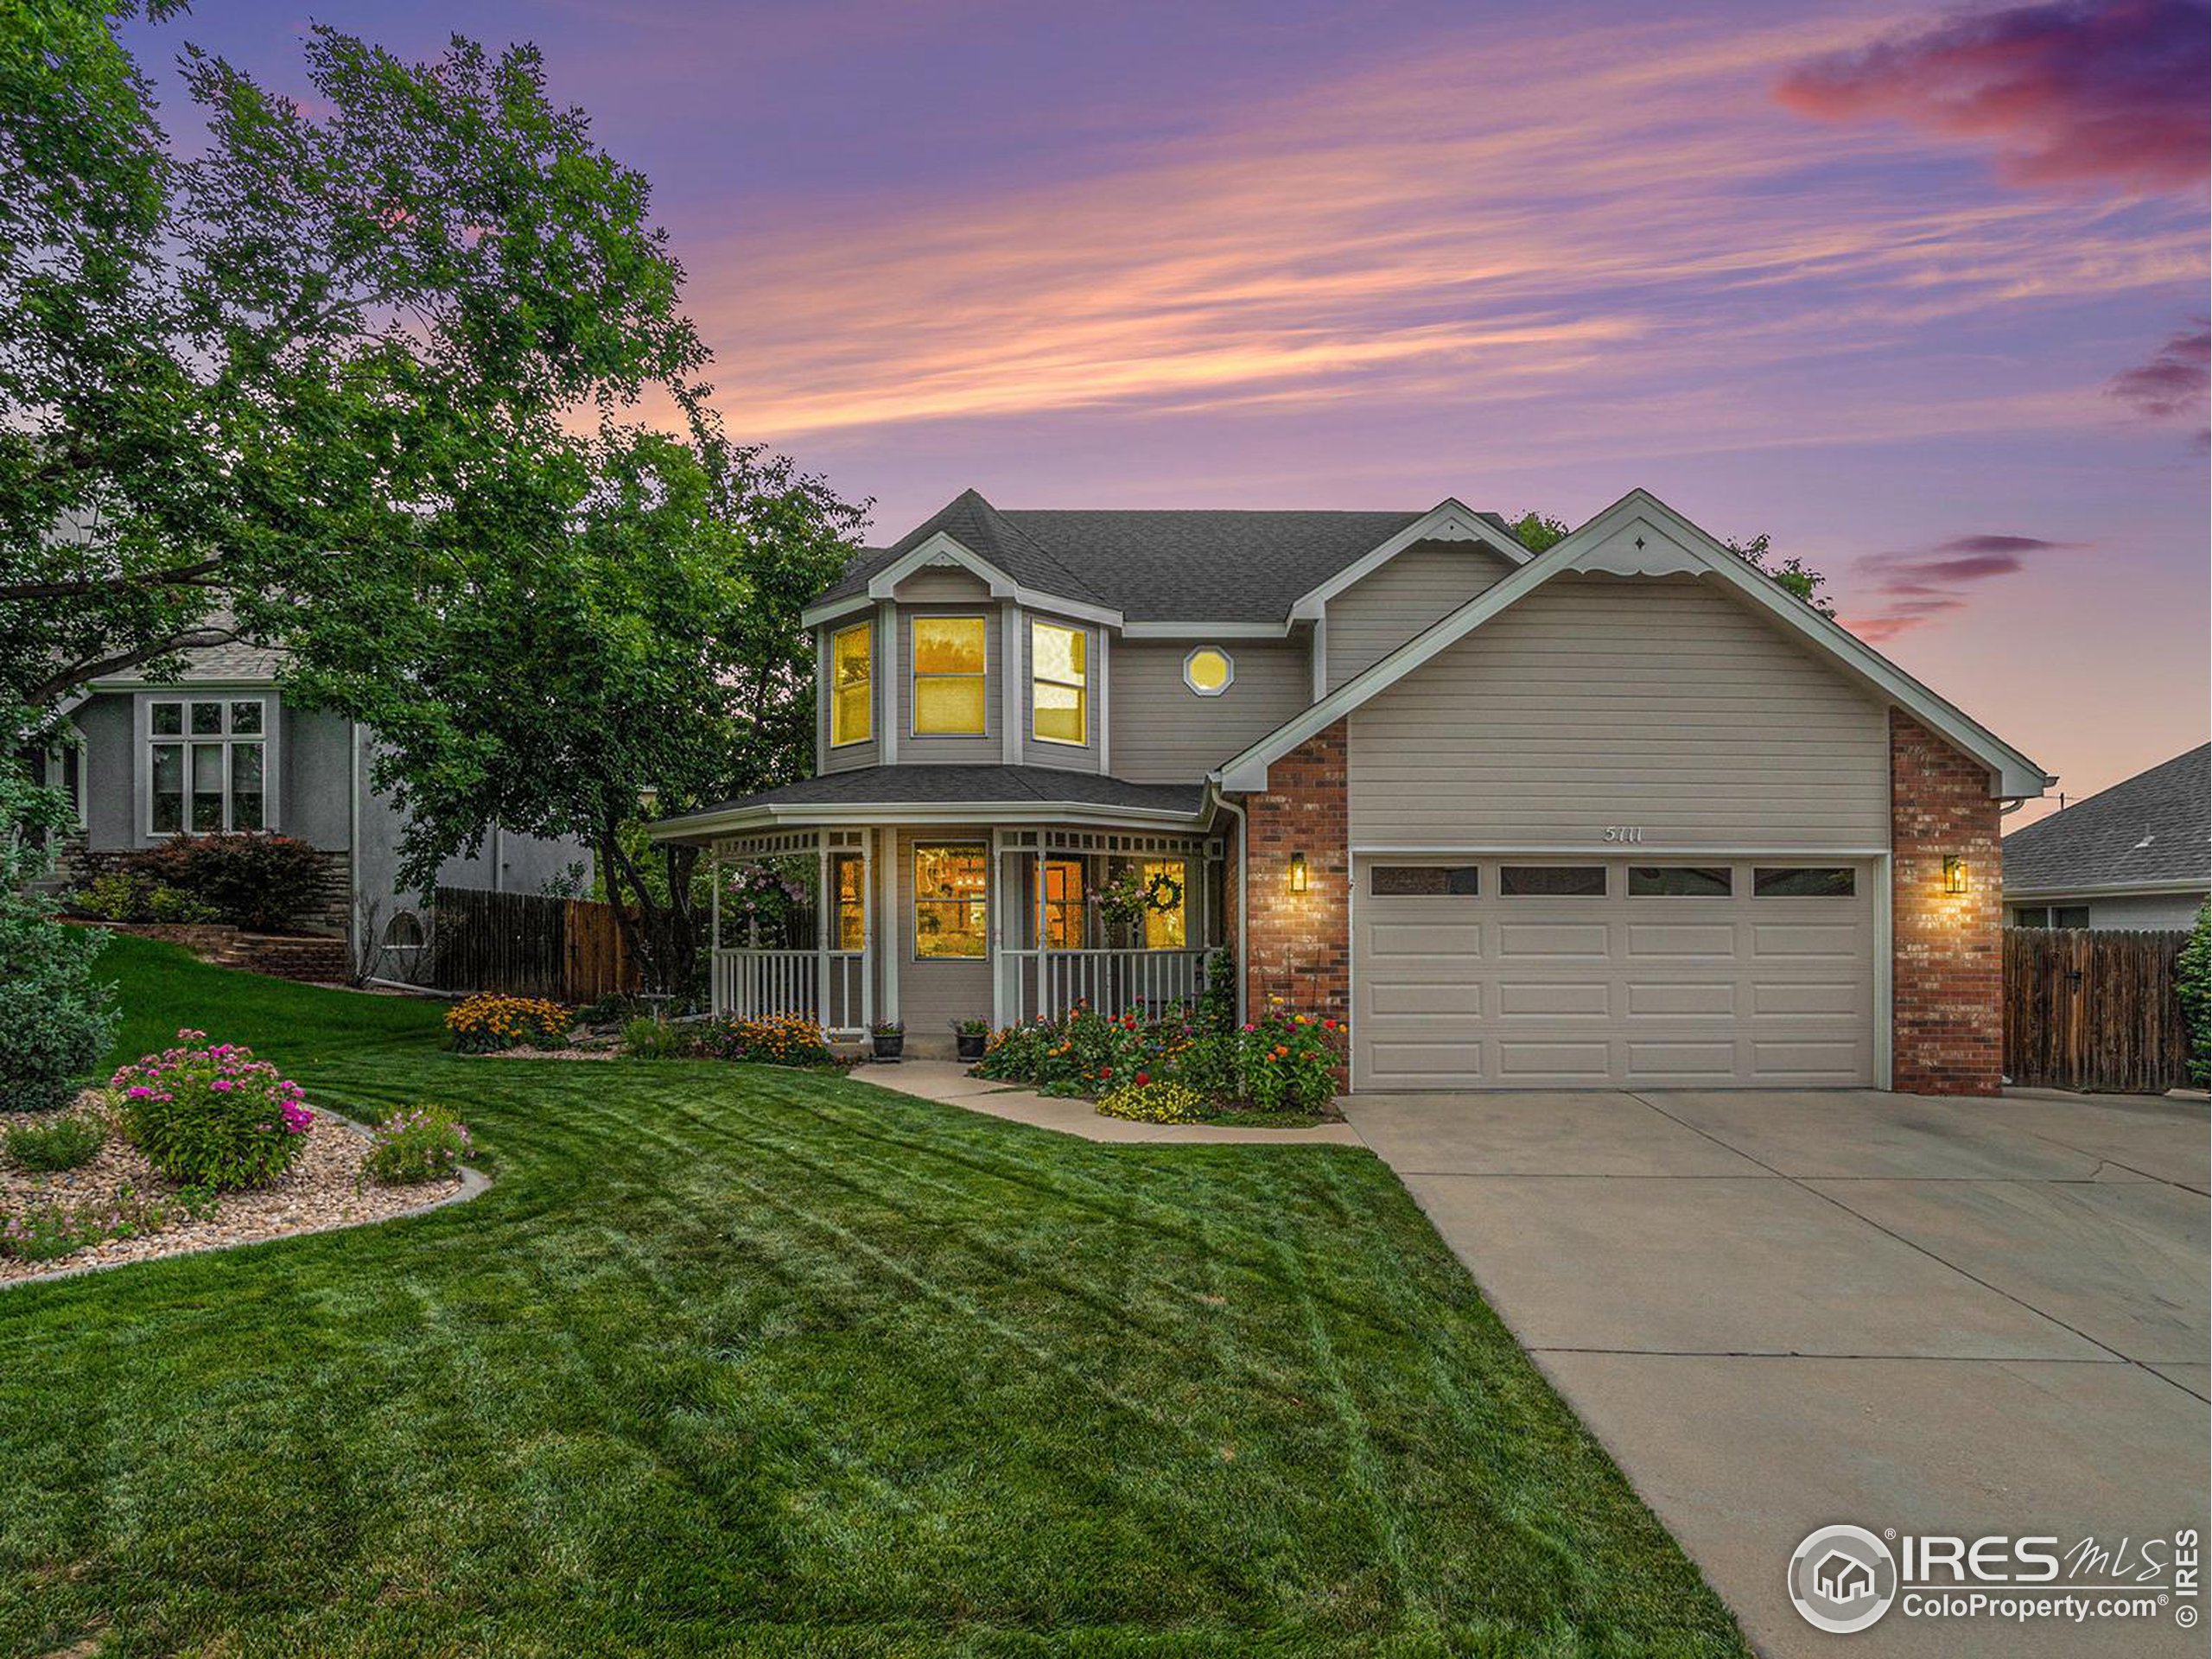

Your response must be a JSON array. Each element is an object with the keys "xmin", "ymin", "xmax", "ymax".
[
  {"xmin": 1205, "ymin": 779, "xmax": 1249, "ymax": 1027},
  {"xmin": 348, "ymin": 721, "xmax": 362, "ymax": 971}
]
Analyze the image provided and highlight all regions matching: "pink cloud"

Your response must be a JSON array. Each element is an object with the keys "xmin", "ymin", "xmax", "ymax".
[
  {"xmin": 2107, "ymin": 321, "xmax": 2211, "ymax": 419},
  {"xmin": 1847, "ymin": 533, "xmax": 2083, "ymax": 639},
  {"xmin": 1777, "ymin": 1, "xmax": 2209, "ymax": 194}
]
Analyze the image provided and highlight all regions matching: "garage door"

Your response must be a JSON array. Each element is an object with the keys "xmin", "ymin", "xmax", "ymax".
[{"xmin": 1352, "ymin": 857, "xmax": 1876, "ymax": 1090}]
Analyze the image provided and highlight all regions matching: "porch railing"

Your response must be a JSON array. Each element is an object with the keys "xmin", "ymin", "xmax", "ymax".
[
  {"xmin": 999, "ymin": 947, "xmax": 1222, "ymax": 1027},
  {"xmin": 711, "ymin": 948, "xmax": 867, "ymax": 1036}
]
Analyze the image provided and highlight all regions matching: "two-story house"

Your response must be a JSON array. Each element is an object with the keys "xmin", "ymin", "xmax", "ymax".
[{"xmin": 651, "ymin": 486, "xmax": 2052, "ymax": 1095}]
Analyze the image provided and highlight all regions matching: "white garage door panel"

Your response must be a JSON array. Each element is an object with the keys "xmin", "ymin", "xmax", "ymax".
[{"xmin": 1354, "ymin": 857, "xmax": 1876, "ymax": 1090}]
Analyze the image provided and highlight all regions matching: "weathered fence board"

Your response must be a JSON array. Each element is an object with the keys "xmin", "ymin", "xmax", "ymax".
[
  {"xmin": 2003, "ymin": 927, "xmax": 2192, "ymax": 1093},
  {"xmin": 430, "ymin": 887, "xmax": 639, "ymax": 1002}
]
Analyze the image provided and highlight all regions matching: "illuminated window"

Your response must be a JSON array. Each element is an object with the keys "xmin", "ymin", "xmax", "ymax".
[
  {"xmin": 149, "ymin": 698, "xmax": 266, "ymax": 833},
  {"xmin": 1141, "ymin": 859, "xmax": 1187, "ymax": 949},
  {"xmin": 912, "ymin": 615, "xmax": 988, "ymax": 735},
  {"xmin": 1044, "ymin": 858, "xmax": 1084, "ymax": 948},
  {"xmin": 830, "ymin": 623, "xmax": 873, "ymax": 746},
  {"xmin": 1183, "ymin": 647, "xmax": 1233, "ymax": 696},
  {"xmin": 1031, "ymin": 620, "xmax": 1088, "ymax": 746},
  {"xmin": 913, "ymin": 843, "xmax": 988, "ymax": 958},
  {"xmin": 833, "ymin": 852, "xmax": 868, "ymax": 950}
]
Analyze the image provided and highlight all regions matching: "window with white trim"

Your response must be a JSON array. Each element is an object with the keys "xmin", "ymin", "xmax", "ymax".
[
  {"xmin": 1031, "ymin": 620, "xmax": 1087, "ymax": 746},
  {"xmin": 912, "ymin": 615, "xmax": 988, "ymax": 735},
  {"xmin": 149, "ymin": 697, "xmax": 267, "ymax": 833}
]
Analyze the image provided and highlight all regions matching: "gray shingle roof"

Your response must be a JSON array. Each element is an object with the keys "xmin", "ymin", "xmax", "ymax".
[
  {"xmin": 665, "ymin": 764, "xmax": 1205, "ymax": 829},
  {"xmin": 814, "ymin": 493, "xmax": 1523, "ymax": 623},
  {"xmin": 2003, "ymin": 744, "xmax": 2210, "ymax": 894}
]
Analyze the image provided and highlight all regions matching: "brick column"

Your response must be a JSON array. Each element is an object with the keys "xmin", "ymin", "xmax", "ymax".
[
  {"xmin": 1236, "ymin": 721, "xmax": 1350, "ymax": 1027},
  {"xmin": 1890, "ymin": 709, "xmax": 2003, "ymax": 1095}
]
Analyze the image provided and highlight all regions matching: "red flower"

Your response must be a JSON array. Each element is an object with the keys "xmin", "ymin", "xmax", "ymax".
[
  {"xmin": 1135, "ymin": 1071, "xmax": 1150, "ymax": 1086},
  {"xmin": 1322, "ymin": 1018, "xmax": 1338, "ymax": 1031},
  {"xmin": 1099, "ymin": 1066, "xmax": 1113, "ymax": 1079}
]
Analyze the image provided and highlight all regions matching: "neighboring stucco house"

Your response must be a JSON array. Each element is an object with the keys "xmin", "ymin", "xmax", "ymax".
[
  {"xmin": 2002, "ymin": 744, "xmax": 2209, "ymax": 930},
  {"xmin": 651, "ymin": 487, "xmax": 2051, "ymax": 1096},
  {"xmin": 39, "ymin": 635, "xmax": 588, "ymax": 980}
]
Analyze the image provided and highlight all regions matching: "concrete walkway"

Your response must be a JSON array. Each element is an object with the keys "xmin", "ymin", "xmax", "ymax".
[
  {"xmin": 850, "ymin": 1059, "xmax": 1363, "ymax": 1145},
  {"xmin": 1343, "ymin": 1085, "xmax": 2210, "ymax": 1658}
]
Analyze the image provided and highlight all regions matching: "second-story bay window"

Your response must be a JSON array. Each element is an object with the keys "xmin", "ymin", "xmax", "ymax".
[
  {"xmin": 830, "ymin": 622, "xmax": 873, "ymax": 746},
  {"xmin": 1031, "ymin": 620, "xmax": 1087, "ymax": 746},
  {"xmin": 912, "ymin": 615, "xmax": 987, "ymax": 735}
]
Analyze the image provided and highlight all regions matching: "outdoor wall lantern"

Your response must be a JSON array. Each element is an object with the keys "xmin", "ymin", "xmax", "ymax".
[
  {"xmin": 1288, "ymin": 851, "xmax": 1309, "ymax": 893},
  {"xmin": 1942, "ymin": 855, "xmax": 1967, "ymax": 895}
]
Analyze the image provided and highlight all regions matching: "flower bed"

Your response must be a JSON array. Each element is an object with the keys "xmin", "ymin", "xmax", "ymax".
[
  {"xmin": 446, "ymin": 994, "xmax": 574, "ymax": 1053},
  {"xmin": 975, "ymin": 1002, "xmax": 1344, "ymax": 1122}
]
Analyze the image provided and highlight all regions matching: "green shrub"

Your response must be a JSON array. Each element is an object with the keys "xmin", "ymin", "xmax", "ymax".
[
  {"xmin": 111, "ymin": 1030, "xmax": 314, "ymax": 1189},
  {"xmin": 1236, "ymin": 1009, "xmax": 1344, "ymax": 1114},
  {"xmin": 2179, "ymin": 905, "xmax": 2209, "ymax": 1088},
  {"xmin": 977, "ymin": 1005, "xmax": 1230, "ymax": 1098},
  {"xmin": 144, "ymin": 884, "xmax": 219, "ymax": 924},
  {"xmin": 1, "ymin": 755, "xmax": 118, "ymax": 1114},
  {"xmin": 3, "ymin": 1112, "xmax": 105, "ymax": 1172},
  {"xmin": 621, "ymin": 1015, "xmax": 696, "ymax": 1058},
  {"xmin": 445, "ymin": 994, "xmax": 571, "ymax": 1052},
  {"xmin": 67, "ymin": 870, "xmax": 154, "ymax": 922},
  {"xmin": 365, "ymin": 1104, "xmax": 474, "ymax": 1185},
  {"xmin": 696, "ymin": 1013, "xmax": 836, "ymax": 1067},
  {"xmin": 1096, "ymin": 1080, "xmax": 1210, "ymax": 1123}
]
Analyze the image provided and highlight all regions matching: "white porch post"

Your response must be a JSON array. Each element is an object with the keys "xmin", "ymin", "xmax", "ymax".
[
  {"xmin": 989, "ymin": 830, "xmax": 1006, "ymax": 1030},
  {"xmin": 1033, "ymin": 845, "xmax": 1047, "ymax": 1019},
  {"xmin": 709, "ymin": 849, "xmax": 722, "ymax": 1014},
  {"xmin": 816, "ymin": 830, "xmax": 831, "ymax": 1027},
  {"xmin": 860, "ymin": 830, "xmax": 874, "ymax": 1033},
  {"xmin": 880, "ymin": 827, "xmax": 900, "ymax": 1025}
]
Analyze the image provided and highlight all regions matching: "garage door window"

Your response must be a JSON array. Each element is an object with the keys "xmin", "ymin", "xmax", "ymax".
[
  {"xmin": 1370, "ymin": 865, "xmax": 1478, "ymax": 896},
  {"xmin": 1500, "ymin": 865, "xmax": 1606, "ymax": 897},
  {"xmin": 1629, "ymin": 866, "xmax": 1731, "ymax": 897},
  {"xmin": 1753, "ymin": 867, "xmax": 1855, "ymax": 898}
]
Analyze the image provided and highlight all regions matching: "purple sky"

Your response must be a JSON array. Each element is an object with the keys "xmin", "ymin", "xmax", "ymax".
[{"xmin": 130, "ymin": 1, "xmax": 2209, "ymax": 813}]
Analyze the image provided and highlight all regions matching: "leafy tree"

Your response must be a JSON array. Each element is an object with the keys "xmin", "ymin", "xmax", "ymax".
[
  {"xmin": 1, "ymin": 7, "xmax": 706, "ymax": 708},
  {"xmin": 1507, "ymin": 512, "xmax": 1835, "ymax": 615},
  {"xmin": 287, "ymin": 423, "xmax": 862, "ymax": 996},
  {"xmin": 2179, "ymin": 904, "xmax": 2209, "ymax": 1087},
  {"xmin": 0, "ymin": 717, "xmax": 118, "ymax": 1111}
]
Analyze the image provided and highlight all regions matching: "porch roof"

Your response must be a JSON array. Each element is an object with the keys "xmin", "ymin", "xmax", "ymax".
[{"xmin": 650, "ymin": 765, "xmax": 1211, "ymax": 841}]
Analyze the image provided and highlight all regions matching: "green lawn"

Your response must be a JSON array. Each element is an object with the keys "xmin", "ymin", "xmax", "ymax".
[{"xmin": 0, "ymin": 936, "xmax": 1746, "ymax": 1656}]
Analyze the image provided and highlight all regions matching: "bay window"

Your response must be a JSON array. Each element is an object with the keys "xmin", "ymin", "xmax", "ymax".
[
  {"xmin": 912, "ymin": 615, "xmax": 988, "ymax": 735},
  {"xmin": 1031, "ymin": 620, "xmax": 1087, "ymax": 746},
  {"xmin": 830, "ymin": 622, "xmax": 873, "ymax": 747}
]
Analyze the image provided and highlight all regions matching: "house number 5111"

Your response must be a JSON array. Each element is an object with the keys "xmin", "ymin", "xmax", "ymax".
[{"xmin": 1602, "ymin": 825, "xmax": 1644, "ymax": 843}]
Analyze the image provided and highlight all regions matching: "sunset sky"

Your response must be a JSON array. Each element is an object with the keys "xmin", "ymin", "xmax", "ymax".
[{"xmin": 130, "ymin": 1, "xmax": 2209, "ymax": 813}]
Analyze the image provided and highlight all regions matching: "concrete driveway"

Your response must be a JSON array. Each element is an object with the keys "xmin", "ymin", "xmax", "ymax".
[{"xmin": 1343, "ymin": 1087, "xmax": 2210, "ymax": 1658}]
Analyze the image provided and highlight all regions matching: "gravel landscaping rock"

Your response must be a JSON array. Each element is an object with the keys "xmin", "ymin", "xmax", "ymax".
[{"xmin": 1, "ymin": 1094, "xmax": 480, "ymax": 1287}]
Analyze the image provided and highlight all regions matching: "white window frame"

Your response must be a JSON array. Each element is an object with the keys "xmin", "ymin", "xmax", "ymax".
[
  {"xmin": 143, "ymin": 693, "xmax": 277, "ymax": 836},
  {"xmin": 912, "ymin": 840, "xmax": 989, "ymax": 961},
  {"xmin": 909, "ymin": 613, "xmax": 990, "ymax": 739},
  {"xmin": 1182, "ymin": 645, "xmax": 1235, "ymax": 696},
  {"xmin": 1029, "ymin": 619, "xmax": 1089, "ymax": 747},
  {"xmin": 829, "ymin": 620, "xmax": 874, "ymax": 748}
]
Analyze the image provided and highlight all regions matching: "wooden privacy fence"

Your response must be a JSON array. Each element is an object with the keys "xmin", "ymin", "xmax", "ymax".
[
  {"xmin": 2003, "ymin": 927, "xmax": 2193, "ymax": 1093},
  {"xmin": 430, "ymin": 887, "xmax": 639, "ymax": 1002}
]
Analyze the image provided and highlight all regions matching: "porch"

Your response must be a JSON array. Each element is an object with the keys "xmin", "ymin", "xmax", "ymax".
[{"xmin": 705, "ymin": 824, "xmax": 1229, "ymax": 1042}]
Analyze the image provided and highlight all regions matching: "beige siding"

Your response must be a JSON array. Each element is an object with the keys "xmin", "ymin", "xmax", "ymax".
[
  {"xmin": 897, "ymin": 605, "xmax": 1002, "ymax": 765},
  {"xmin": 1325, "ymin": 539, "xmax": 1518, "ymax": 692},
  {"xmin": 893, "ymin": 828, "xmax": 995, "ymax": 1029},
  {"xmin": 1110, "ymin": 638, "xmax": 1313, "ymax": 782},
  {"xmin": 893, "ymin": 567, "xmax": 993, "ymax": 603},
  {"xmin": 1349, "ymin": 575, "xmax": 1890, "ymax": 849}
]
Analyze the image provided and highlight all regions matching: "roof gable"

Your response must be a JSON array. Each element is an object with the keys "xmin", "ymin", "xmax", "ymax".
[{"xmin": 1217, "ymin": 487, "xmax": 2053, "ymax": 800}]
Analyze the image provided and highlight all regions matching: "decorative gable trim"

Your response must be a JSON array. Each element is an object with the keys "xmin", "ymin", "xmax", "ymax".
[
  {"xmin": 801, "ymin": 532, "xmax": 1123, "ymax": 631},
  {"xmin": 1217, "ymin": 487, "xmax": 2053, "ymax": 800},
  {"xmin": 1287, "ymin": 498, "xmax": 1530, "ymax": 621}
]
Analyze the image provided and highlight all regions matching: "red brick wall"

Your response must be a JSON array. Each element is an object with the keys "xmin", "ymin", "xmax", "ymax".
[
  {"xmin": 1891, "ymin": 709, "xmax": 2004, "ymax": 1095},
  {"xmin": 1236, "ymin": 721, "xmax": 1350, "ymax": 1027}
]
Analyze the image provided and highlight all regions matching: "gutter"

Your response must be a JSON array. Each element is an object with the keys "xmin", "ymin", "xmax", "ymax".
[{"xmin": 1205, "ymin": 780, "xmax": 1249, "ymax": 1027}]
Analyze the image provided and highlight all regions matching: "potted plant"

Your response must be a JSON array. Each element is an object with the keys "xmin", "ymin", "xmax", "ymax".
[
  {"xmin": 870, "ymin": 1020, "xmax": 905, "ymax": 1062},
  {"xmin": 953, "ymin": 1018, "xmax": 990, "ymax": 1062}
]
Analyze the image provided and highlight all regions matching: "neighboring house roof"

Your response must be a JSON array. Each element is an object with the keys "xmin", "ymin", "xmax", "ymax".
[
  {"xmin": 807, "ymin": 490, "xmax": 1527, "ymax": 626},
  {"xmin": 90, "ymin": 628, "xmax": 287, "ymax": 687},
  {"xmin": 1214, "ymin": 487, "xmax": 2053, "ymax": 801},
  {"xmin": 2003, "ymin": 744, "xmax": 2210, "ymax": 897},
  {"xmin": 652, "ymin": 764, "xmax": 1208, "ymax": 839}
]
